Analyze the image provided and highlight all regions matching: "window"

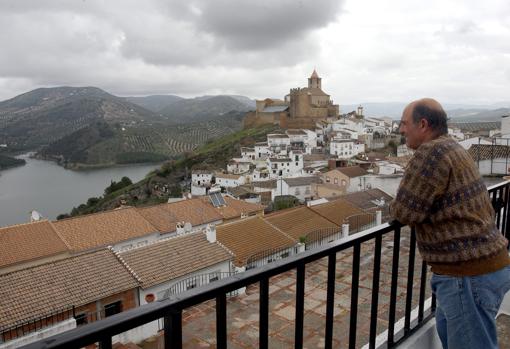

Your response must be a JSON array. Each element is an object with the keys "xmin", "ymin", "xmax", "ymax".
[
  {"xmin": 104, "ymin": 301, "xmax": 122, "ymax": 317},
  {"xmin": 75, "ymin": 313, "xmax": 88, "ymax": 326},
  {"xmin": 326, "ymin": 176, "xmax": 330, "ymax": 183},
  {"xmin": 280, "ymin": 252, "xmax": 290, "ymax": 258}
]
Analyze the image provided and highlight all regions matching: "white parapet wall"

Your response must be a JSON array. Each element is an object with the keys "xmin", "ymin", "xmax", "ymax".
[{"xmin": 0, "ymin": 319, "xmax": 76, "ymax": 349}]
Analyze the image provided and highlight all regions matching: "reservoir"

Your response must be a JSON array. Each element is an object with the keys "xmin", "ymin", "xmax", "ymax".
[
  {"xmin": 0, "ymin": 154, "xmax": 505, "ymax": 227},
  {"xmin": 0, "ymin": 154, "xmax": 161, "ymax": 226}
]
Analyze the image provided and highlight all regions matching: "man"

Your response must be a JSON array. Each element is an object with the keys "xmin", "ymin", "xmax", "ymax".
[{"xmin": 390, "ymin": 98, "xmax": 510, "ymax": 349}]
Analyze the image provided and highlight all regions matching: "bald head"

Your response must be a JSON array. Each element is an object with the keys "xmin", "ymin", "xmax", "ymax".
[{"xmin": 408, "ymin": 98, "xmax": 448, "ymax": 137}]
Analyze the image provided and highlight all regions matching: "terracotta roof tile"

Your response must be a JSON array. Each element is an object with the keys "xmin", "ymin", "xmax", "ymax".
[
  {"xmin": 0, "ymin": 249, "xmax": 138, "ymax": 329},
  {"xmin": 119, "ymin": 232, "xmax": 232, "ymax": 289},
  {"xmin": 216, "ymin": 217, "xmax": 295, "ymax": 267},
  {"xmin": 0, "ymin": 221, "xmax": 69, "ymax": 269},
  {"xmin": 201, "ymin": 196, "xmax": 264, "ymax": 220},
  {"xmin": 468, "ymin": 144, "xmax": 510, "ymax": 161},
  {"xmin": 215, "ymin": 173, "xmax": 242, "ymax": 180},
  {"xmin": 137, "ymin": 205, "xmax": 178, "ymax": 233},
  {"xmin": 309, "ymin": 199, "xmax": 366, "ymax": 226},
  {"xmin": 137, "ymin": 199, "xmax": 223, "ymax": 233},
  {"xmin": 336, "ymin": 166, "xmax": 368, "ymax": 178},
  {"xmin": 53, "ymin": 208, "xmax": 158, "ymax": 251},
  {"xmin": 265, "ymin": 207, "xmax": 339, "ymax": 241},
  {"xmin": 164, "ymin": 199, "xmax": 223, "ymax": 226}
]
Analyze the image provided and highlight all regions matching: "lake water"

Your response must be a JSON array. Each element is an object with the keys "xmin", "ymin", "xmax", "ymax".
[
  {"xmin": 0, "ymin": 155, "xmax": 505, "ymax": 228},
  {"xmin": 0, "ymin": 154, "xmax": 161, "ymax": 226}
]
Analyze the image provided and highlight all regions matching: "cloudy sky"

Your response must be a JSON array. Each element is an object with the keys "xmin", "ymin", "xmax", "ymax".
[{"xmin": 0, "ymin": 0, "xmax": 509, "ymax": 105}]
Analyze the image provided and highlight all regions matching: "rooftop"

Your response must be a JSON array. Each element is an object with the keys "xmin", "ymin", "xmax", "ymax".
[
  {"xmin": 468, "ymin": 144, "xmax": 510, "ymax": 160},
  {"xmin": 52, "ymin": 208, "xmax": 158, "ymax": 252},
  {"xmin": 216, "ymin": 216, "xmax": 295, "ymax": 267},
  {"xmin": 216, "ymin": 173, "xmax": 243, "ymax": 180},
  {"xmin": 308, "ymin": 198, "xmax": 366, "ymax": 226},
  {"xmin": 0, "ymin": 220, "xmax": 69, "ymax": 270},
  {"xmin": 119, "ymin": 231, "xmax": 232, "ymax": 289},
  {"xmin": 283, "ymin": 176, "xmax": 321, "ymax": 187},
  {"xmin": 0, "ymin": 249, "xmax": 138, "ymax": 329},
  {"xmin": 265, "ymin": 206, "xmax": 339, "ymax": 241},
  {"xmin": 335, "ymin": 166, "xmax": 368, "ymax": 178}
]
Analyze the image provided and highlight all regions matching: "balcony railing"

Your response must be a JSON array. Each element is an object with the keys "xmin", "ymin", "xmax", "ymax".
[{"xmin": 20, "ymin": 181, "xmax": 510, "ymax": 349}]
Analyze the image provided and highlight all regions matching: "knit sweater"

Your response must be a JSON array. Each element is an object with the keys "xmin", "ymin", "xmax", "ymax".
[{"xmin": 390, "ymin": 135, "xmax": 510, "ymax": 276}]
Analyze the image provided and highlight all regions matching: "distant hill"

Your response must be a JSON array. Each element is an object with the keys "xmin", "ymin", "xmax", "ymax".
[
  {"xmin": 159, "ymin": 95, "xmax": 255, "ymax": 123},
  {"xmin": 446, "ymin": 108, "xmax": 510, "ymax": 122},
  {"xmin": 341, "ymin": 102, "xmax": 510, "ymax": 120},
  {"xmin": 0, "ymin": 86, "xmax": 164, "ymax": 150},
  {"xmin": 0, "ymin": 154, "xmax": 26, "ymax": 170},
  {"xmin": 37, "ymin": 110, "xmax": 246, "ymax": 168},
  {"xmin": 125, "ymin": 95, "xmax": 184, "ymax": 113}
]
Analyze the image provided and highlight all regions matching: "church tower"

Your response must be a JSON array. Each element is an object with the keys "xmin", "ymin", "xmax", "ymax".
[{"xmin": 308, "ymin": 69, "xmax": 322, "ymax": 89}]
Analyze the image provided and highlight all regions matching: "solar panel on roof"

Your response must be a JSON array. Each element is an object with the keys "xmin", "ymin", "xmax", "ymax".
[{"xmin": 209, "ymin": 192, "xmax": 226, "ymax": 207}]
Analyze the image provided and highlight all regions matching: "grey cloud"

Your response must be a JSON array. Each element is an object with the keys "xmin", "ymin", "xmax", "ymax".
[{"xmin": 189, "ymin": 0, "xmax": 343, "ymax": 50}]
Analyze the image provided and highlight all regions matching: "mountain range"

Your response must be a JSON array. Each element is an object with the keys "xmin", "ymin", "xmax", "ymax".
[
  {"xmin": 0, "ymin": 87, "xmax": 255, "ymax": 167},
  {"xmin": 341, "ymin": 102, "xmax": 510, "ymax": 121}
]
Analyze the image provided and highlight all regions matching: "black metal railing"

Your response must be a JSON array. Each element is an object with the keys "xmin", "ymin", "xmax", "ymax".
[{"xmin": 19, "ymin": 180, "xmax": 510, "ymax": 349}]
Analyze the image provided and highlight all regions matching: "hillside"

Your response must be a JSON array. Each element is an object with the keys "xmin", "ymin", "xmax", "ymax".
[
  {"xmin": 0, "ymin": 154, "xmax": 26, "ymax": 170},
  {"xmin": 59, "ymin": 124, "xmax": 278, "ymax": 218},
  {"xmin": 38, "ymin": 111, "xmax": 246, "ymax": 168},
  {"xmin": 160, "ymin": 95, "xmax": 254, "ymax": 123},
  {"xmin": 0, "ymin": 86, "xmax": 164, "ymax": 150},
  {"xmin": 125, "ymin": 95, "xmax": 183, "ymax": 112}
]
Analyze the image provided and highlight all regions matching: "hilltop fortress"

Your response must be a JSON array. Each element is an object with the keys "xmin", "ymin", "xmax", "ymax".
[{"xmin": 244, "ymin": 70, "xmax": 340, "ymax": 129}]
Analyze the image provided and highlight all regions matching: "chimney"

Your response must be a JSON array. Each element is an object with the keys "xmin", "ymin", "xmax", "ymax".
[
  {"xmin": 206, "ymin": 224, "xmax": 216, "ymax": 243},
  {"xmin": 341, "ymin": 224, "xmax": 349, "ymax": 238},
  {"xmin": 176, "ymin": 221, "xmax": 185, "ymax": 235}
]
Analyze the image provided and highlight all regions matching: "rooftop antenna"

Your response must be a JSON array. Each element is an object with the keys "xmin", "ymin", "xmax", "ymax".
[{"xmin": 30, "ymin": 210, "xmax": 43, "ymax": 222}]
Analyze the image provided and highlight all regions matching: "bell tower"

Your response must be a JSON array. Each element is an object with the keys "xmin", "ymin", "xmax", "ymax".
[{"xmin": 308, "ymin": 69, "xmax": 321, "ymax": 89}]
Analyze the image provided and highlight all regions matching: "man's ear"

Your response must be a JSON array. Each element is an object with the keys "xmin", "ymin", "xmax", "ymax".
[{"xmin": 419, "ymin": 118, "xmax": 428, "ymax": 130}]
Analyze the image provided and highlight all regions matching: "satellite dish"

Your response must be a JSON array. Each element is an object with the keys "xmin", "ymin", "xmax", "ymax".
[{"xmin": 30, "ymin": 210, "xmax": 42, "ymax": 222}]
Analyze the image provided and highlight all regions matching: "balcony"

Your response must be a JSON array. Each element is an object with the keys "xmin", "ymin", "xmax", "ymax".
[{"xmin": 18, "ymin": 181, "xmax": 510, "ymax": 349}]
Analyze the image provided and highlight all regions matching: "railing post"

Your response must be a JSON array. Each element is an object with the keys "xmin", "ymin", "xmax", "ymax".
[
  {"xmin": 295, "ymin": 262, "xmax": 306, "ymax": 349},
  {"xmin": 260, "ymin": 277, "xmax": 269, "ymax": 349},
  {"xmin": 388, "ymin": 225, "xmax": 401, "ymax": 346},
  {"xmin": 164, "ymin": 309, "xmax": 182, "ymax": 349},
  {"xmin": 349, "ymin": 243, "xmax": 361, "ymax": 349},
  {"xmin": 325, "ymin": 253, "xmax": 337, "ymax": 349},
  {"xmin": 216, "ymin": 294, "xmax": 227, "ymax": 349}
]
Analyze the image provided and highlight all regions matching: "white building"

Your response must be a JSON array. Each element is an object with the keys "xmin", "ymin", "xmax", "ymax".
[
  {"xmin": 330, "ymin": 139, "xmax": 365, "ymax": 158},
  {"xmin": 448, "ymin": 126, "xmax": 465, "ymax": 141},
  {"xmin": 240, "ymin": 147, "xmax": 256, "ymax": 161},
  {"xmin": 267, "ymin": 134, "xmax": 290, "ymax": 153},
  {"xmin": 251, "ymin": 167, "xmax": 270, "ymax": 182},
  {"xmin": 227, "ymin": 160, "xmax": 252, "ymax": 174},
  {"xmin": 254, "ymin": 142, "xmax": 272, "ymax": 160},
  {"xmin": 274, "ymin": 176, "xmax": 321, "ymax": 202},
  {"xmin": 267, "ymin": 151, "xmax": 303, "ymax": 179},
  {"xmin": 215, "ymin": 173, "xmax": 247, "ymax": 188},
  {"xmin": 458, "ymin": 137, "xmax": 492, "ymax": 150},
  {"xmin": 192, "ymin": 170, "xmax": 213, "ymax": 186}
]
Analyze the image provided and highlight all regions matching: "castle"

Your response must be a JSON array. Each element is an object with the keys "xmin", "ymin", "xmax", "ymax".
[{"xmin": 244, "ymin": 70, "xmax": 340, "ymax": 129}]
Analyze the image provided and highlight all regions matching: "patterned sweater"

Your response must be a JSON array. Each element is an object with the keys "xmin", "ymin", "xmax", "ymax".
[{"xmin": 390, "ymin": 135, "xmax": 509, "ymax": 276}]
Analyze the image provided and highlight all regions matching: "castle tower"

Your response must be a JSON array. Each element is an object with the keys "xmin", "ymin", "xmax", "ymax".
[{"xmin": 308, "ymin": 69, "xmax": 322, "ymax": 89}]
